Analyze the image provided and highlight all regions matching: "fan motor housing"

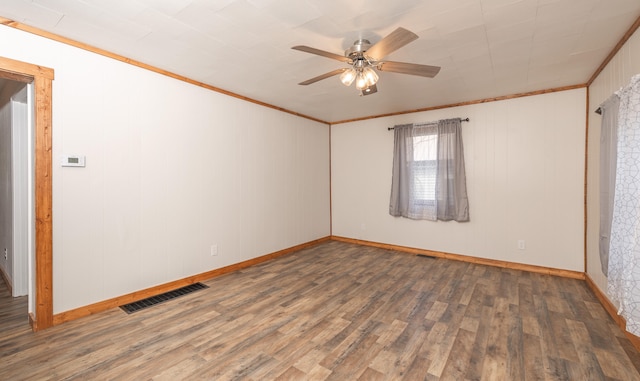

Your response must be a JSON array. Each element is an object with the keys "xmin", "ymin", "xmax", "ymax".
[{"xmin": 345, "ymin": 39, "xmax": 372, "ymax": 59}]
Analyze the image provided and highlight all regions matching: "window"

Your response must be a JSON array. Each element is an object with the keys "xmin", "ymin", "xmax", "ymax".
[
  {"xmin": 389, "ymin": 119, "xmax": 469, "ymax": 222},
  {"xmin": 411, "ymin": 133, "xmax": 437, "ymax": 202}
]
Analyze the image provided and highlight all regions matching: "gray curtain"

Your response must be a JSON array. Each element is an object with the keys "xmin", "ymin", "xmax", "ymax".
[
  {"xmin": 389, "ymin": 118, "xmax": 469, "ymax": 222},
  {"xmin": 436, "ymin": 118, "xmax": 469, "ymax": 221},
  {"xmin": 389, "ymin": 123, "xmax": 415, "ymax": 218},
  {"xmin": 599, "ymin": 94, "xmax": 620, "ymax": 275}
]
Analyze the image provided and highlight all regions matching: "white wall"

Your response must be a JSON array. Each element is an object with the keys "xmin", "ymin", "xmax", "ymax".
[
  {"xmin": 332, "ymin": 89, "xmax": 585, "ymax": 271},
  {"xmin": 587, "ymin": 27, "xmax": 640, "ymax": 296},
  {"xmin": 0, "ymin": 25, "xmax": 331, "ymax": 314}
]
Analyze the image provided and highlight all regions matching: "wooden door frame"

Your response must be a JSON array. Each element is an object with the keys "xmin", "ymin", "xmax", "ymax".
[{"xmin": 0, "ymin": 56, "xmax": 53, "ymax": 331}]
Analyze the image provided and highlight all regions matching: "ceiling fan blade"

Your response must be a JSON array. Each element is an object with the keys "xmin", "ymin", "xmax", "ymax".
[
  {"xmin": 298, "ymin": 68, "xmax": 347, "ymax": 85},
  {"xmin": 292, "ymin": 45, "xmax": 351, "ymax": 62},
  {"xmin": 365, "ymin": 27, "xmax": 419, "ymax": 61},
  {"xmin": 377, "ymin": 61, "xmax": 441, "ymax": 78}
]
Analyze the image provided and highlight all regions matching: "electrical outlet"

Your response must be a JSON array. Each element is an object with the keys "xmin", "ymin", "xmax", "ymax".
[
  {"xmin": 210, "ymin": 244, "xmax": 218, "ymax": 256},
  {"xmin": 517, "ymin": 240, "xmax": 526, "ymax": 250}
]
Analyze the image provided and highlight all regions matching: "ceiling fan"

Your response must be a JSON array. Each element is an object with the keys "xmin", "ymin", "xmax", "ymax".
[{"xmin": 292, "ymin": 27, "xmax": 440, "ymax": 96}]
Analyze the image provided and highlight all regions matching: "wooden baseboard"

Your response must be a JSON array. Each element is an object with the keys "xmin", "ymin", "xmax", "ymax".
[
  {"xmin": 585, "ymin": 274, "xmax": 640, "ymax": 352},
  {"xmin": 330, "ymin": 235, "xmax": 585, "ymax": 280},
  {"xmin": 52, "ymin": 236, "xmax": 331, "ymax": 326},
  {"xmin": 0, "ymin": 265, "xmax": 12, "ymax": 296}
]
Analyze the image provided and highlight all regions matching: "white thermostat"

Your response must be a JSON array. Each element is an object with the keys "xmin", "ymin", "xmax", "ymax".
[{"xmin": 61, "ymin": 155, "xmax": 86, "ymax": 167}]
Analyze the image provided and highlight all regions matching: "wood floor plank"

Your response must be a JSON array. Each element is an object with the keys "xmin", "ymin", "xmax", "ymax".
[
  {"xmin": 425, "ymin": 304, "xmax": 468, "ymax": 377},
  {"xmin": 507, "ymin": 304, "xmax": 526, "ymax": 380},
  {"xmin": 564, "ymin": 318, "xmax": 607, "ymax": 381},
  {"xmin": 306, "ymin": 363, "xmax": 332, "ymax": 380},
  {"xmin": 549, "ymin": 311, "xmax": 580, "ymax": 362},
  {"xmin": 402, "ymin": 354, "xmax": 433, "ymax": 380},
  {"xmin": 438, "ymin": 327, "xmax": 476, "ymax": 380},
  {"xmin": 323, "ymin": 329, "xmax": 382, "ymax": 380},
  {"xmin": 274, "ymin": 365, "xmax": 307, "ymax": 381},
  {"xmin": 357, "ymin": 367, "xmax": 385, "ymax": 381},
  {"xmin": 375, "ymin": 318, "xmax": 408, "ymax": 346},
  {"xmin": 152, "ymin": 354, "xmax": 209, "ymax": 381},
  {"xmin": 387, "ymin": 328, "xmax": 430, "ymax": 379},
  {"xmin": 292, "ymin": 348, "xmax": 327, "ymax": 374},
  {"xmin": 479, "ymin": 297, "xmax": 510, "ymax": 381},
  {"xmin": 368, "ymin": 349, "xmax": 398, "ymax": 375},
  {"xmin": 522, "ymin": 332, "xmax": 545, "ymax": 381},
  {"xmin": 0, "ymin": 240, "xmax": 639, "ymax": 380},
  {"xmin": 595, "ymin": 346, "xmax": 640, "ymax": 380}
]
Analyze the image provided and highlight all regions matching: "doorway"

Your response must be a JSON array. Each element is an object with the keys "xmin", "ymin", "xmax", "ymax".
[
  {"xmin": 0, "ymin": 56, "xmax": 53, "ymax": 331},
  {"xmin": 0, "ymin": 78, "xmax": 31, "ymax": 302}
]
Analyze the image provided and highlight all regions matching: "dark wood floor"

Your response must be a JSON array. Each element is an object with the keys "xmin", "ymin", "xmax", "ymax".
[{"xmin": 1, "ymin": 241, "xmax": 639, "ymax": 380}]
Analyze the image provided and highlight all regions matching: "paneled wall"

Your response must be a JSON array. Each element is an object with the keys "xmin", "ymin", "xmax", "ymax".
[
  {"xmin": 332, "ymin": 89, "xmax": 585, "ymax": 271},
  {"xmin": 587, "ymin": 27, "xmax": 640, "ymax": 296},
  {"xmin": 0, "ymin": 25, "xmax": 330, "ymax": 314}
]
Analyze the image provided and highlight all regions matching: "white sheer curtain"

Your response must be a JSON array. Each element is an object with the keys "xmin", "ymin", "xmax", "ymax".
[
  {"xmin": 608, "ymin": 74, "xmax": 640, "ymax": 336},
  {"xmin": 389, "ymin": 118, "xmax": 469, "ymax": 222}
]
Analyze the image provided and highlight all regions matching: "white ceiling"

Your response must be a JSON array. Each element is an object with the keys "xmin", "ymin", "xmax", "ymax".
[{"xmin": 1, "ymin": 0, "xmax": 639, "ymax": 123}]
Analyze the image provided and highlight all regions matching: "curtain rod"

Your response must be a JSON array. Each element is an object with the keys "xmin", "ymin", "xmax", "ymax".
[{"xmin": 387, "ymin": 118, "xmax": 470, "ymax": 131}]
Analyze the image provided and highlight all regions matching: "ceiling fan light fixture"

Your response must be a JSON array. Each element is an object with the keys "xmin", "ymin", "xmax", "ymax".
[
  {"xmin": 340, "ymin": 68, "xmax": 356, "ymax": 86},
  {"xmin": 355, "ymin": 72, "xmax": 368, "ymax": 90},
  {"xmin": 363, "ymin": 67, "xmax": 379, "ymax": 86}
]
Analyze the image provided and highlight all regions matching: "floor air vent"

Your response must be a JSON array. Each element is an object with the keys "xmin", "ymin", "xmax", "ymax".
[{"xmin": 120, "ymin": 282, "xmax": 209, "ymax": 314}]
